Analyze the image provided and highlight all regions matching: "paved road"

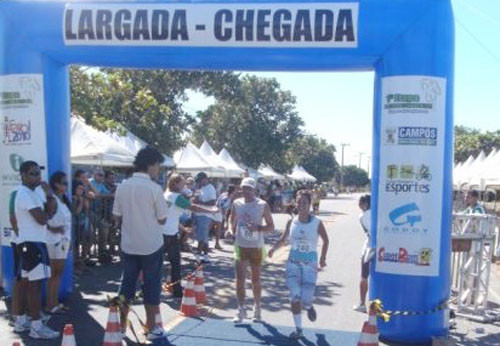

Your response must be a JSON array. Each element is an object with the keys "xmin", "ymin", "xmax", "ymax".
[{"xmin": 2, "ymin": 193, "xmax": 500, "ymax": 345}]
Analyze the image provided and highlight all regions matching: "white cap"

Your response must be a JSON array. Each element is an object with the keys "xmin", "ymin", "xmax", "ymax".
[{"xmin": 240, "ymin": 177, "xmax": 256, "ymax": 189}]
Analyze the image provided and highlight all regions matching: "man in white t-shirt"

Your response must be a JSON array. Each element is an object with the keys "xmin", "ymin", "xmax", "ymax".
[
  {"xmin": 113, "ymin": 147, "xmax": 168, "ymax": 341},
  {"xmin": 193, "ymin": 172, "xmax": 217, "ymax": 263},
  {"xmin": 14, "ymin": 161, "xmax": 59, "ymax": 339}
]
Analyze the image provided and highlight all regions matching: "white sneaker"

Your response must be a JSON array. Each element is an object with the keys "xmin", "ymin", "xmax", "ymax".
[
  {"xmin": 13, "ymin": 315, "xmax": 30, "ymax": 333},
  {"xmin": 146, "ymin": 326, "xmax": 167, "ymax": 341},
  {"xmin": 232, "ymin": 307, "xmax": 247, "ymax": 323},
  {"xmin": 252, "ymin": 306, "xmax": 262, "ymax": 323},
  {"xmin": 353, "ymin": 304, "xmax": 367, "ymax": 313},
  {"xmin": 29, "ymin": 321, "xmax": 60, "ymax": 339}
]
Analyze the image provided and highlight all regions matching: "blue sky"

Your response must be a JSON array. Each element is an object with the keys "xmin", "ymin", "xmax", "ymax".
[{"xmin": 184, "ymin": 0, "xmax": 500, "ymax": 168}]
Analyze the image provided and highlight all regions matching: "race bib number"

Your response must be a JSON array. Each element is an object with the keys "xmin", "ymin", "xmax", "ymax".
[
  {"xmin": 239, "ymin": 222, "xmax": 256, "ymax": 240},
  {"xmin": 294, "ymin": 239, "xmax": 311, "ymax": 253}
]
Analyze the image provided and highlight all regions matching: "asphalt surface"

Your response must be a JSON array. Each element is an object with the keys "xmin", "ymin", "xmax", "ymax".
[{"xmin": 2, "ymin": 193, "xmax": 500, "ymax": 345}]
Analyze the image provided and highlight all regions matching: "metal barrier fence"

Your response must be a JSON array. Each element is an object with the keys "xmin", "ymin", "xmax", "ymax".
[{"xmin": 451, "ymin": 213, "xmax": 500, "ymax": 322}]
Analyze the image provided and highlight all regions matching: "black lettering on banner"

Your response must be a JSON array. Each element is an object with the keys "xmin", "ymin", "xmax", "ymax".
[
  {"xmin": 96, "ymin": 10, "xmax": 113, "ymax": 40},
  {"xmin": 78, "ymin": 10, "xmax": 95, "ymax": 40},
  {"xmin": 293, "ymin": 10, "xmax": 312, "ymax": 42},
  {"xmin": 214, "ymin": 10, "xmax": 232, "ymax": 41},
  {"xmin": 171, "ymin": 10, "xmax": 189, "ymax": 40},
  {"xmin": 335, "ymin": 9, "xmax": 355, "ymax": 42},
  {"xmin": 115, "ymin": 10, "xmax": 132, "ymax": 40},
  {"xmin": 152, "ymin": 10, "xmax": 169, "ymax": 40},
  {"xmin": 235, "ymin": 10, "xmax": 254, "ymax": 41},
  {"xmin": 273, "ymin": 9, "xmax": 291, "ymax": 42},
  {"xmin": 256, "ymin": 10, "xmax": 271, "ymax": 41},
  {"xmin": 65, "ymin": 9, "xmax": 77, "ymax": 40},
  {"xmin": 315, "ymin": 10, "xmax": 333, "ymax": 41},
  {"xmin": 133, "ymin": 9, "xmax": 150, "ymax": 40}
]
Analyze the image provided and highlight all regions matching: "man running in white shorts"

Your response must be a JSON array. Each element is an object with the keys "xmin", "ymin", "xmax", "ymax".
[{"xmin": 269, "ymin": 190, "xmax": 329, "ymax": 340}]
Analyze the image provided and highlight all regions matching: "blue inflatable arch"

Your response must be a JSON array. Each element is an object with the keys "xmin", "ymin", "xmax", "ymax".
[{"xmin": 0, "ymin": 0, "xmax": 454, "ymax": 343}]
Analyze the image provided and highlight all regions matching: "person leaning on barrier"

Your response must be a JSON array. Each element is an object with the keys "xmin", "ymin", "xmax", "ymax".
[
  {"xmin": 112, "ymin": 146, "xmax": 169, "ymax": 341},
  {"xmin": 464, "ymin": 190, "xmax": 485, "ymax": 214}
]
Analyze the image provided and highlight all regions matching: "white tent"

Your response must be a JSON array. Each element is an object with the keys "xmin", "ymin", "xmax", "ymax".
[
  {"xmin": 198, "ymin": 141, "xmax": 238, "ymax": 177},
  {"xmin": 483, "ymin": 149, "xmax": 500, "ymax": 188},
  {"xmin": 454, "ymin": 154, "xmax": 475, "ymax": 188},
  {"xmin": 71, "ymin": 117, "xmax": 136, "ymax": 166},
  {"xmin": 218, "ymin": 148, "xmax": 245, "ymax": 178},
  {"xmin": 462, "ymin": 150, "xmax": 486, "ymax": 187},
  {"xmin": 174, "ymin": 142, "xmax": 225, "ymax": 176},
  {"xmin": 288, "ymin": 165, "xmax": 317, "ymax": 182},
  {"xmin": 71, "ymin": 117, "xmax": 175, "ymax": 167},
  {"xmin": 258, "ymin": 165, "xmax": 286, "ymax": 180},
  {"xmin": 106, "ymin": 126, "xmax": 175, "ymax": 167},
  {"xmin": 469, "ymin": 148, "xmax": 497, "ymax": 189}
]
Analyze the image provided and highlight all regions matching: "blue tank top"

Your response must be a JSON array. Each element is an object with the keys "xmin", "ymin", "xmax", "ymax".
[{"xmin": 288, "ymin": 215, "xmax": 320, "ymax": 263}]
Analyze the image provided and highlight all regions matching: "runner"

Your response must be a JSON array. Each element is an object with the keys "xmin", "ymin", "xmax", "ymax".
[
  {"xmin": 268, "ymin": 190, "xmax": 329, "ymax": 340},
  {"xmin": 226, "ymin": 177, "xmax": 274, "ymax": 323},
  {"xmin": 353, "ymin": 194, "xmax": 372, "ymax": 313}
]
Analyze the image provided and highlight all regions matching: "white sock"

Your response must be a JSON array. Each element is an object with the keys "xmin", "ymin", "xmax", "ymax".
[{"xmin": 293, "ymin": 313, "xmax": 302, "ymax": 330}]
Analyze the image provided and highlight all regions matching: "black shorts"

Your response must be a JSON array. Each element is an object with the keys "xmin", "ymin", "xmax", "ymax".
[
  {"xmin": 11, "ymin": 242, "xmax": 20, "ymax": 279},
  {"xmin": 361, "ymin": 260, "xmax": 370, "ymax": 280},
  {"xmin": 16, "ymin": 242, "xmax": 51, "ymax": 281}
]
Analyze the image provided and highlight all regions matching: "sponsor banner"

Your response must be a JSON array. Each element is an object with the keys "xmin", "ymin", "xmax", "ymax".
[
  {"xmin": 0, "ymin": 74, "xmax": 48, "ymax": 246},
  {"xmin": 64, "ymin": 3, "xmax": 358, "ymax": 48},
  {"xmin": 376, "ymin": 76, "xmax": 446, "ymax": 276}
]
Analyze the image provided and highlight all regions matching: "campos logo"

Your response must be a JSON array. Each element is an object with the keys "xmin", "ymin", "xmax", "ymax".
[
  {"xmin": 3, "ymin": 116, "xmax": 31, "ymax": 145},
  {"xmin": 384, "ymin": 127, "xmax": 437, "ymax": 146},
  {"xmin": 382, "ymin": 202, "xmax": 429, "ymax": 236},
  {"xmin": 378, "ymin": 247, "xmax": 432, "ymax": 266},
  {"xmin": 385, "ymin": 164, "xmax": 431, "ymax": 195}
]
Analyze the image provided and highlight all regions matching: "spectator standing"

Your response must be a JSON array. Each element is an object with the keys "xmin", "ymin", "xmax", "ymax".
[
  {"xmin": 193, "ymin": 172, "xmax": 217, "ymax": 263},
  {"xmin": 464, "ymin": 190, "xmax": 485, "ymax": 214},
  {"xmin": 353, "ymin": 195, "xmax": 372, "ymax": 313},
  {"xmin": 112, "ymin": 147, "xmax": 168, "ymax": 341},
  {"xmin": 46, "ymin": 171, "xmax": 72, "ymax": 314},
  {"xmin": 14, "ymin": 161, "xmax": 59, "ymax": 339}
]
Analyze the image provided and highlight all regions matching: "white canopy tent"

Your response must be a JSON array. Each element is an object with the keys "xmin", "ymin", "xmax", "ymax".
[
  {"xmin": 287, "ymin": 165, "xmax": 317, "ymax": 182},
  {"xmin": 174, "ymin": 142, "xmax": 225, "ymax": 177},
  {"xmin": 258, "ymin": 165, "xmax": 286, "ymax": 180},
  {"xmin": 460, "ymin": 151, "xmax": 486, "ymax": 188},
  {"xmin": 454, "ymin": 154, "xmax": 475, "ymax": 188},
  {"xmin": 71, "ymin": 117, "xmax": 175, "ymax": 167},
  {"xmin": 469, "ymin": 149, "xmax": 497, "ymax": 189},
  {"xmin": 71, "ymin": 117, "xmax": 136, "ymax": 167},
  {"xmin": 198, "ymin": 141, "xmax": 242, "ymax": 178},
  {"xmin": 482, "ymin": 150, "xmax": 500, "ymax": 188},
  {"xmin": 218, "ymin": 148, "xmax": 245, "ymax": 178}
]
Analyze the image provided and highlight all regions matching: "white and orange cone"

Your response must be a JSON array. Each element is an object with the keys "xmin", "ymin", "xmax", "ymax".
[
  {"xmin": 102, "ymin": 306, "xmax": 124, "ymax": 346},
  {"xmin": 12, "ymin": 342, "xmax": 21, "ymax": 346},
  {"xmin": 179, "ymin": 274, "xmax": 199, "ymax": 317},
  {"xmin": 357, "ymin": 303, "xmax": 379, "ymax": 346},
  {"xmin": 194, "ymin": 266, "xmax": 207, "ymax": 305},
  {"xmin": 61, "ymin": 324, "xmax": 77, "ymax": 346}
]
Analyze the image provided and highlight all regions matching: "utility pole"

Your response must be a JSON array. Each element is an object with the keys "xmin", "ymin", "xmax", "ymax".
[
  {"xmin": 358, "ymin": 152, "xmax": 364, "ymax": 169},
  {"xmin": 367, "ymin": 156, "xmax": 371, "ymax": 177},
  {"xmin": 340, "ymin": 143, "xmax": 349, "ymax": 191}
]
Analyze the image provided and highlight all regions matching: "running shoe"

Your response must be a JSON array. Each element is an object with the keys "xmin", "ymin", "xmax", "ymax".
[
  {"xmin": 289, "ymin": 328, "xmax": 303, "ymax": 340},
  {"xmin": 29, "ymin": 321, "xmax": 60, "ymax": 339},
  {"xmin": 353, "ymin": 304, "xmax": 367, "ymax": 313},
  {"xmin": 13, "ymin": 316, "xmax": 30, "ymax": 333},
  {"xmin": 201, "ymin": 254, "xmax": 210, "ymax": 264},
  {"xmin": 307, "ymin": 306, "xmax": 317, "ymax": 322},
  {"xmin": 232, "ymin": 307, "xmax": 247, "ymax": 323},
  {"xmin": 252, "ymin": 306, "xmax": 262, "ymax": 323},
  {"xmin": 146, "ymin": 326, "xmax": 168, "ymax": 341}
]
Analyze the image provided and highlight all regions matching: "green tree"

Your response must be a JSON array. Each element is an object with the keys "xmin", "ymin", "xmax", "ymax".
[
  {"xmin": 191, "ymin": 75, "xmax": 304, "ymax": 172},
  {"xmin": 342, "ymin": 165, "xmax": 369, "ymax": 187},
  {"xmin": 287, "ymin": 135, "xmax": 339, "ymax": 182},
  {"xmin": 454, "ymin": 126, "xmax": 500, "ymax": 163},
  {"xmin": 70, "ymin": 67, "xmax": 241, "ymax": 155}
]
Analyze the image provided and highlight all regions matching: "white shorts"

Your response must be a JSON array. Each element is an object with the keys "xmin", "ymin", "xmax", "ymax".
[
  {"xmin": 47, "ymin": 238, "xmax": 70, "ymax": 260},
  {"xmin": 286, "ymin": 260, "xmax": 318, "ymax": 308}
]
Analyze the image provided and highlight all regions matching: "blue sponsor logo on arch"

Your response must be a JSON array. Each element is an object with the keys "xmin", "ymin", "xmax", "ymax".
[{"xmin": 383, "ymin": 202, "xmax": 429, "ymax": 236}]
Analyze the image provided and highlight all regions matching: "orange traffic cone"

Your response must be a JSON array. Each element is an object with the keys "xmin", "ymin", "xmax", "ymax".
[
  {"xmin": 61, "ymin": 324, "xmax": 77, "ymax": 346},
  {"xmin": 194, "ymin": 266, "xmax": 207, "ymax": 304},
  {"xmin": 102, "ymin": 306, "xmax": 124, "ymax": 346},
  {"xmin": 179, "ymin": 274, "xmax": 199, "ymax": 317},
  {"xmin": 357, "ymin": 303, "xmax": 379, "ymax": 346}
]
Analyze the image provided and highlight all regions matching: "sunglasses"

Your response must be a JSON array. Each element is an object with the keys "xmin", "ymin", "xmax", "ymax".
[{"xmin": 27, "ymin": 171, "xmax": 41, "ymax": 177}]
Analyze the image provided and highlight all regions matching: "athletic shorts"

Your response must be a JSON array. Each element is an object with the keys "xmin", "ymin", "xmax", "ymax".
[
  {"xmin": 286, "ymin": 260, "xmax": 317, "ymax": 308},
  {"xmin": 234, "ymin": 246, "xmax": 265, "ymax": 266},
  {"xmin": 12, "ymin": 242, "xmax": 20, "ymax": 278},
  {"xmin": 16, "ymin": 242, "xmax": 51, "ymax": 281},
  {"xmin": 194, "ymin": 215, "xmax": 212, "ymax": 243},
  {"xmin": 361, "ymin": 259, "xmax": 370, "ymax": 279},
  {"xmin": 47, "ymin": 238, "xmax": 70, "ymax": 260}
]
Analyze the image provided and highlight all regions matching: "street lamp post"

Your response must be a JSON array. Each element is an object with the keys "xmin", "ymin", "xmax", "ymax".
[{"xmin": 340, "ymin": 142, "xmax": 349, "ymax": 191}]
